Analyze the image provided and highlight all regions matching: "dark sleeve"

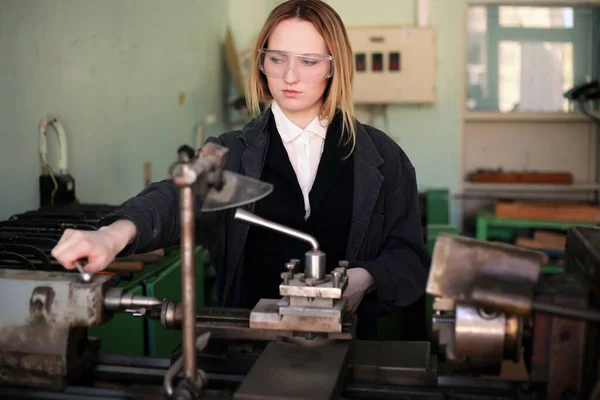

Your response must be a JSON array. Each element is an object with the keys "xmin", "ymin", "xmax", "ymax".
[
  {"xmin": 354, "ymin": 159, "xmax": 431, "ymax": 310},
  {"xmin": 97, "ymin": 137, "xmax": 227, "ymax": 256},
  {"xmin": 97, "ymin": 180, "xmax": 183, "ymax": 256}
]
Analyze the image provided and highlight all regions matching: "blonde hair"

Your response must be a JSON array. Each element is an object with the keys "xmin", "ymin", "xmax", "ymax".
[{"xmin": 246, "ymin": 0, "xmax": 357, "ymax": 152}]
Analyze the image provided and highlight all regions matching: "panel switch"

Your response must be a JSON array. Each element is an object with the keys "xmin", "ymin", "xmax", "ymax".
[
  {"xmin": 372, "ymin": 53, "xmax": 383, "ymax": 72},
  {"xmin": 355, "ymin": 53, "xmax": 366, "ymax": 72},
  {"xmin": 389, "ymin": 52, "xmax": 400, "ymax": 71}
]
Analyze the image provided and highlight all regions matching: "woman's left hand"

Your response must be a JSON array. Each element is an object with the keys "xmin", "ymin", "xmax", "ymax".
[{"xmin": 343, "ymin": 267, "xmax": 375, "ymax": 313}]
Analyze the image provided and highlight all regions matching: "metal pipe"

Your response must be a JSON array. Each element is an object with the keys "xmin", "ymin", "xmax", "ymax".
[
  {"xmin": 180, "ymin": 186, "xmax": 196, "ymax": 381},
  {"xmin": 234, "ymin": 208, "xmax": 319, "ymax": 251}
]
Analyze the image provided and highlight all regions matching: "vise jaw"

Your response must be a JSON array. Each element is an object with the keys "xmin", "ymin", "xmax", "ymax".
[{"xmin": 0, "ymin": 269, "xmax": 115, "ymax": 390}]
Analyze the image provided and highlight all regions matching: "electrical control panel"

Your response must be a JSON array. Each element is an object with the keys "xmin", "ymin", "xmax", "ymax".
[{"xmin": 346, "ymin": 26, "xmax": 436, "ymax": 104}]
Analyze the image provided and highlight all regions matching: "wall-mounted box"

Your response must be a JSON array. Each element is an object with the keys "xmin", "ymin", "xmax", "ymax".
[{"xmin": 346, "ymin": 26, "xmax": 436, "ymax": 104}]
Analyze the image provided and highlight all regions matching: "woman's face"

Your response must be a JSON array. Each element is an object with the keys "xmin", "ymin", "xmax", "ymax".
[{"xmin": 263, "ymin": 18, "xmax": 331, "ymax": 118}]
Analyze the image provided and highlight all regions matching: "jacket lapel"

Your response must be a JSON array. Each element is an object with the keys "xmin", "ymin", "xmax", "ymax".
[
  {"xmin": 222, "ymin": 108, "xmax": 271, "ymax": 305},
  {"xmin": 240, "ymin": 110, "xmax": 272, "ymax": 184},
  {"xmin": 222, "ymin": 110, "xmax": 385, "ymax": 303},
  {"xmin": 265, "ymin": 118, "xmax": 304, "ymax": 197},
  {"xmin": 346, "ymin": 123, "xmax": 384, "ymax": 262},
  {"xmin": 309, "ymin": 113, "xmax": 347, "ymax": 215}
]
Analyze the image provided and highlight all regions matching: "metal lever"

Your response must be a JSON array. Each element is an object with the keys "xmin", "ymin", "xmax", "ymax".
[
  {"xmin": 164, "ymin": 332, "xmax": 211, "ymax": 398},
  {"xmin": 233, "ymin": 208, "xmax": 319, "ymax": 251},
  {"xmin": 73, "ymin": 260, "xmax": 92, "ymax": 283},
  {"xmin": 233, "ymin": 208, "xmax": 326, "ymax": 281}
]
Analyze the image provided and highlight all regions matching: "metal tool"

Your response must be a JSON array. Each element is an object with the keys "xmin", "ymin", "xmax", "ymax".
[
  {"xmin": 2, "ymin": 227, "xmax": 600, "ymax": 399},
  {"xmin": 170, "ymin": 142, "xmax": 274, "ymax": 398},
  {"xmin": 163, "ymin": 332, "xmax": 211, "ymax": 398},
  {"xmin": 73, "ymin": 260, "xmax": 92, "ymax": 283},
  {"xmin": 234, "ymin": 208, "xmax": 325, "ymax": 280},
  {"xmin": 428, "ymin": 231, "xmax": 600, "ymax": 399},
  {"xmin": 202, "ymin": 170, "xmax": 274, "ymax": 212},
  {"xmin": 103, "ymin": 287, "xmax": 162, "ymax": 312},
  {"xmin": 0, "ymin": 269, "xmax": 114, "ymax": 390},
  {"xmin": 4, "ymin": 140, "xmax": 600, "ymax": 399},
  {"xmin": 233, "ymin": 208, "xmax": 349, "ymax": 334}
]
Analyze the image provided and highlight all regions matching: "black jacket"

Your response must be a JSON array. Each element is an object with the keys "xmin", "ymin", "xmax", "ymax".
[{"xmin": 99, "ymin": 107, "xmax": 431, "ymax": 318}]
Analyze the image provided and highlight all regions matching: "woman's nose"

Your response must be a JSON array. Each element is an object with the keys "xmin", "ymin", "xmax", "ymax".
[{"xmin": 283, "ymin": 65, "xmax": 300, "ymax": 84}]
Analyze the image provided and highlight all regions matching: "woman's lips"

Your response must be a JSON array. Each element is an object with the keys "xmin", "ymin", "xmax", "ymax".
[{"xmin": 283, "ymin": 89, "xmax": 301, "ymax": 98}]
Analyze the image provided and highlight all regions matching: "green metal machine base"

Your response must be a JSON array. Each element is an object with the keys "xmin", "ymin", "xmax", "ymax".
[{"xmin": 88, "ymin": 247, "xmax": 208, "ymax": 357}]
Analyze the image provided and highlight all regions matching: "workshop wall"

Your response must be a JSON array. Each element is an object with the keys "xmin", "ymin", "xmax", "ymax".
[
  {"xmin": 0, "ymin": 0, "xmax": 228, "ymax": 219},
  {"xmin": 228, "ymin": 0, "xmax": 467, "ymax": 225},
  {"xmin": 228, "ymin": 0, "xmax": 600, "ymax": 226},
  {"xmin": 331, "ymin": 0, "xmax": 464, "ymax": 206}
]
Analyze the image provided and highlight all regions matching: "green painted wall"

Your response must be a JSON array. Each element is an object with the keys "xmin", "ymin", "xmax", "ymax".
[
  {"xmin": 227, "ymin": 0, "xmax": 600, "ymax": 225},
  {"xmin": 2, "ymin": 0, "xmax": 598, "ymax": 224},
  {"xmin": 228, "ymin": 0, "xmax": 464, "ymax": 223},
  {"xmin": 0, "ymin": 0, "xmax": 228, "ymax": 219}
]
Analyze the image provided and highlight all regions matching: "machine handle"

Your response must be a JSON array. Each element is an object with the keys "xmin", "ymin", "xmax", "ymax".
[{"xmin": 233, "ymin": 208, "xmax": 320, "ymax": 251}]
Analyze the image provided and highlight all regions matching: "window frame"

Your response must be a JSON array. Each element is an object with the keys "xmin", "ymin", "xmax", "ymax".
[{"xmin": 464, "ymin": 1, "xmax": 600, "ymax": 120}]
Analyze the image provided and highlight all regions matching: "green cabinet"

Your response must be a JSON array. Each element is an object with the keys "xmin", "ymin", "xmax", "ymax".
[
  {"xmin": 426, "ymin": 224, "xmax": 458, "ymax": 254},
  {"xmin": 425, "ymin": 188, "xmax": 450, "ymax": 225},
  {"xmin": 88, "ymin": 247, "xmax": 209, "ymax": 358}
]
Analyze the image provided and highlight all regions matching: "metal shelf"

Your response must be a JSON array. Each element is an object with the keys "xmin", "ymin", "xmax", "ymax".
[
  {"xmin": 463, "ymin": 182, "xmax": 600, "ymax": 193},
  {"xmin": 463, "ymin": 111, "xmax": 593, "ymax": 123}
]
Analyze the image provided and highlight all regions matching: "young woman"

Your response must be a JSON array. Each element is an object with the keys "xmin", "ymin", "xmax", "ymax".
[{"xmin": 51, "ymin": 0, "xmax": 431, "ymax": 339}]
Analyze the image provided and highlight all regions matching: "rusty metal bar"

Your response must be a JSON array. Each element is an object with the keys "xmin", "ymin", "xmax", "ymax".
[{"xmin": 180, "ymin": 186, "xmax": 196, "ymax": 381}]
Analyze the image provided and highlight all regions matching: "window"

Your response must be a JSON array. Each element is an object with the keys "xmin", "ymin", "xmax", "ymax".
[
  {"xmin": 466, "ymin": 5, "xmax": 599, "ymax": 113},
  {"xmin": 499, "ymin": 6, "xmax": 573, "ymax": 29}
]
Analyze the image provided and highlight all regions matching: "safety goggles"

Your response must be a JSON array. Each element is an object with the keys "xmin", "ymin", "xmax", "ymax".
[{"xmin": 258, "ymin": 48, "xmax": 333, "ymax": 83}]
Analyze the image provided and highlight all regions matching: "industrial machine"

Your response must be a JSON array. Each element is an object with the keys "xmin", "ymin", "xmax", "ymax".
[{"xmin": 0, "ymin": 143, "xmax": 599, "ymax": 399}]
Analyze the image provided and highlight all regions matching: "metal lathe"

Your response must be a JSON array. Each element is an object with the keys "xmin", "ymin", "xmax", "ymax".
[{"xmin": 0, "ymin": 143, "xmax": 598, "ymax": 400}]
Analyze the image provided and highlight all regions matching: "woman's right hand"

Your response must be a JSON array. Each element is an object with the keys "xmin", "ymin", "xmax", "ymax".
[{"xmin": 51, "ymin": 219, "xmax": 137, "ymax": 273}]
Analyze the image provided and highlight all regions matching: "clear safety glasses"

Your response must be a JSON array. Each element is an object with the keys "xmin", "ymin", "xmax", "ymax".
[{"xmin": 258, "ymin": 48, "xmax": 333, "ymax": 83}]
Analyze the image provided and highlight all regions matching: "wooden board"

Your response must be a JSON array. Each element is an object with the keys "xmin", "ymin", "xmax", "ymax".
[
  {"xmin": 495, "ymin": 202, "xmax": 600, "ymax": 223},
  {"xmin": 470, "ymin": 172, "xmax": 573, "ymax": 184},
  {"xmin": 533, "ymin": 231, "xmax": 566, "ymax": 249}
]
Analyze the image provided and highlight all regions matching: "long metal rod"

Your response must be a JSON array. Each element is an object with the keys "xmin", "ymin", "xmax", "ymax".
[
  {"xmin": 532, "ymin": 301, "xmax": 600, "ymax": 322},
  {"xmin": 180, "ymin": 186, "xmax": 196, "ymax": 381},
  {"xmin": 234, "ymin": 208, "xmax": 319, "ymax": 251}
]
